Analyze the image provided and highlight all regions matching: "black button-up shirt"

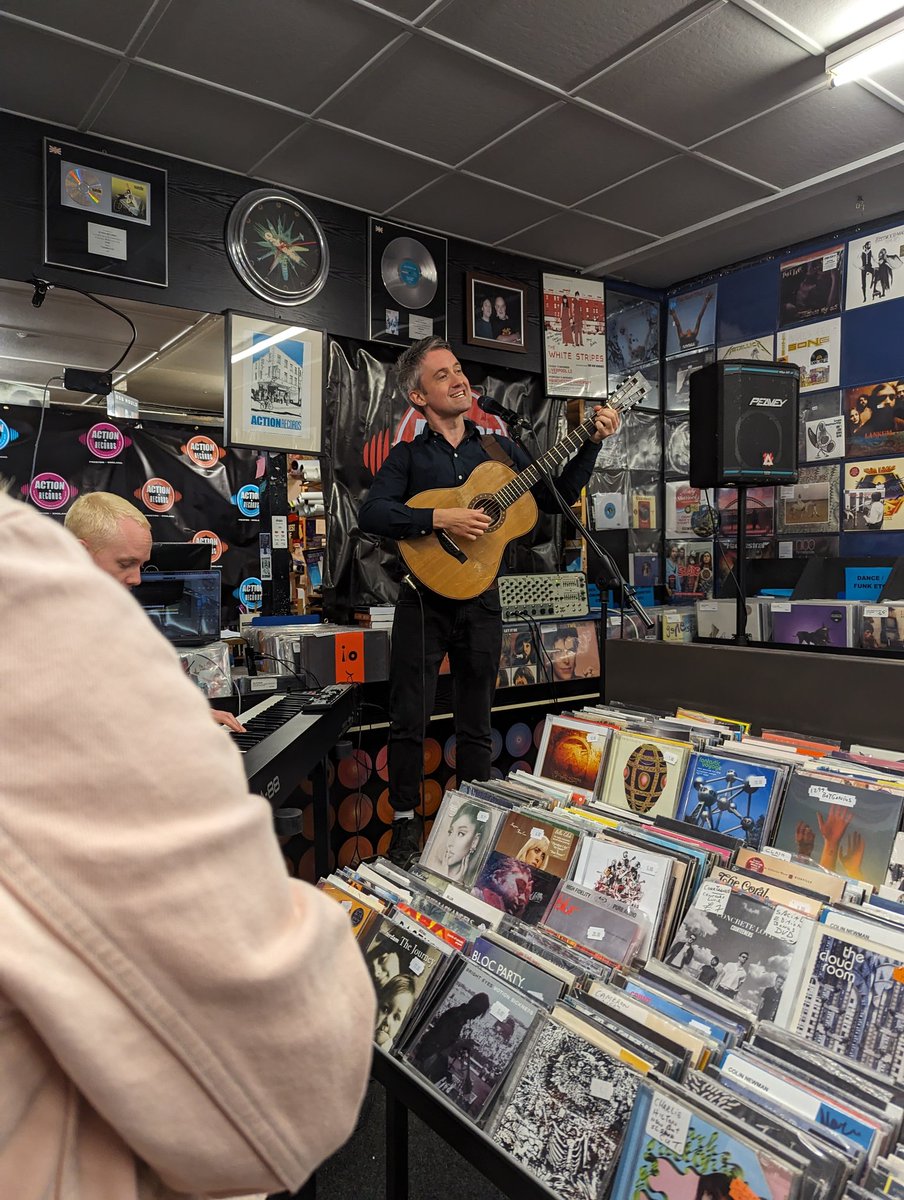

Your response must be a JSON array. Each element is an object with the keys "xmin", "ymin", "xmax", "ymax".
[{"xmin": 358, "ymin": 419, "xmax": 601, "ymax": 540}]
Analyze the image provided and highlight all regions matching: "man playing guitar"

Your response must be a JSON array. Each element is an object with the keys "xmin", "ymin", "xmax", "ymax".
[{"xmin": 358, "ymin": 336, "xmax": 620, "ymax": 865}]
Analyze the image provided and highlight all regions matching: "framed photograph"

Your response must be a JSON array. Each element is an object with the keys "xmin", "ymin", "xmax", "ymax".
[
  {"xmin": 44, "ymin": 138, "xmax": 167, "ymax": 286},
  {"xmin": 466, "ymin": 272, "xmax": 526, "ymax": 353},
  {"xmin": 225, "ymin": 312, "xmax": 324, "ymax": 453},
  {"xmin": 543, "ymin": 273, "xmax": 606, "ymax": 397}
]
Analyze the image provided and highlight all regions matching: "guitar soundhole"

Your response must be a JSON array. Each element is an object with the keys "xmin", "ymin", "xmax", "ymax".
[{"xmin": 471, "ymin": 494, "xmax": 504, "ymax": 531}]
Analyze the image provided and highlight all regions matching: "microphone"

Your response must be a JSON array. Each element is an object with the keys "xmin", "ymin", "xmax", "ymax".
[{"xmin": 477, "ymin": 394, "xmax": 531, "ymax": 429}]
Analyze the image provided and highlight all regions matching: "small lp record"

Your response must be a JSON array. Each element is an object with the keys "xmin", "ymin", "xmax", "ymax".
[{"xmin": 369, "ymin": 218, "xmax": 447, "ymax": 344}]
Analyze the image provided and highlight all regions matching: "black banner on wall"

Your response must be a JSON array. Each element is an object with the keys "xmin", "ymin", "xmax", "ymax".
[
  {"xmin": 0, "ymin": 403, "xmax": 265, "ymax": 617},
  {"xmin": 323, "ymin": 338, "xmax": 563, "ymax": 611}
]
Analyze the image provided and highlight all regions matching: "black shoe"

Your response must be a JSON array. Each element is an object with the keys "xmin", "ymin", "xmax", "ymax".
[{"xmin": 387, "ymin": 813, "xmax": 424, "ymax": 868}]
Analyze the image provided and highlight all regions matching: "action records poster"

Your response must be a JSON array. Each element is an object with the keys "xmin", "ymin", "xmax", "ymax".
[
  {"xmin": 846, "ymin": 224, "xmax": 904, "ymax": 310},
  {"xmin": 717, "ymin": 335, "xmax": 774, "ymax": 361},
  {"xmin": 542, "ymin": 273, "xmax": 607, "ymax": 398},
  {"xmin": 776, "ymin": 317, "xmax": 841, "ymax": 391},
  {"xmin": 665, "ymin": 285, "xmax": 716, "ymax": 355},
  {"xmin": 845, "ymin": 456, "xmax": 904, "ymax": 532},
  {"xmin": 368, "ymin": 218, "xmax": 447, "ymax": 344},
  {"xmin": 778, "ymin": 245, "xmax": 844, "ymax": 328}
]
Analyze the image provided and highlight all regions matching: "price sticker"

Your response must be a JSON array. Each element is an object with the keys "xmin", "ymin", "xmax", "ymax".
[{"xmin": 646, "ymin": 1092, "xmax": 691, "ymax": 1155}]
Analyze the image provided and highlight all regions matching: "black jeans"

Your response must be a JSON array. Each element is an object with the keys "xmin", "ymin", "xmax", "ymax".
[{"xmin": 388, "ymin": 588, "xmax": 503, "ymax": 812}]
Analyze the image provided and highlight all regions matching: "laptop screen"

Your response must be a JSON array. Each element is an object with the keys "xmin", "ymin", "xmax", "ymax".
[{"xmin": 133, "ymin": 569, "xmax": 221, "ymax": 646}]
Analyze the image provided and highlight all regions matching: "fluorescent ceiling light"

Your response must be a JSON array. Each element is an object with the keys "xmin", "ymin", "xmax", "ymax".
[
  {"xmin": 827, "ymin": 15, "xmax": 904, "ymax": 84},
  {"xmin": 230, "ymin": 325, "xmax": 306, "ymax": 364}
]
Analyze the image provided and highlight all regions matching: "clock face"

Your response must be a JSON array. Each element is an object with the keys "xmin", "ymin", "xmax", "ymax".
[{"xmin": 226, "ymin": 189, "xmax": 329, "ymax": 306}]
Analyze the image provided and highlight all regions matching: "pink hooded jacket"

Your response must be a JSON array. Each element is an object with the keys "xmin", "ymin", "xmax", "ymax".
[{"xmin": 0, "ymin": 492, "xmax": 375, "ymax": 1198}]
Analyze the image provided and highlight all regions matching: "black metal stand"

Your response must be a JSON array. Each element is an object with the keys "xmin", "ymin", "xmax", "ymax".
[
  {"xmin": 734, "ymin": 483, "xmax": 749, "ymax": 646},
  {"xmin": 501, "ymin": 412, "xmax": 653, "ymax": 703}
]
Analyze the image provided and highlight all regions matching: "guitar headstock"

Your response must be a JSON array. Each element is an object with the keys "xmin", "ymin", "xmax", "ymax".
[{"xmin": 604, "ymin": 373, "xmax": 651, "ymax": 415}]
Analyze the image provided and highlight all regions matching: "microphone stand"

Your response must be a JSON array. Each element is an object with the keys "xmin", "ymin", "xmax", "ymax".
[{"xmin": 499, "ymin": 409, "xmax": 654, "ymax": 702}]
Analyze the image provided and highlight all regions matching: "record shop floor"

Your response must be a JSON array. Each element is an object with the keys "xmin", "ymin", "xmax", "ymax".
[{"xmin": 273, "ymin": 1080, "xmax": 506, "ymax": 1199}]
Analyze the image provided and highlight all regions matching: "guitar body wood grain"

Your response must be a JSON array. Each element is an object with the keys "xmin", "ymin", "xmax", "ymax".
[{"xmin": 398, "ymin": 460, "xmax": 538, "ymax": 599}]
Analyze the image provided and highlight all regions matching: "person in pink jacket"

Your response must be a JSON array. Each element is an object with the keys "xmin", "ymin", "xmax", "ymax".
[{"xmin": 0, "ymin": 489, "xmax": 375, "ymax": 1199}]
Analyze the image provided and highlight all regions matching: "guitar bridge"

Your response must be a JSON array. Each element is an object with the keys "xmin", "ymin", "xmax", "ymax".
[{"xmin": 436, "ymin": 530, "xmax": 468, "ymax": 563}]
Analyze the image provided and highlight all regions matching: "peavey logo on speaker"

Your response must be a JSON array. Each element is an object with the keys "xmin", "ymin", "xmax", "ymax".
[{"xmin": 749, "ymin": 396, "xmax": 788, "ymax": 407}]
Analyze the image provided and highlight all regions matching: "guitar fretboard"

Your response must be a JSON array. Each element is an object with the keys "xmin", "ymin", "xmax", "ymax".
[{"xmin": 495, "ymin": 414, "xmax": 597, "ymax": 511}]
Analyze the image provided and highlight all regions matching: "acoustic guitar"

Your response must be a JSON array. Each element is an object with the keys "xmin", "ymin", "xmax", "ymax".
[{"xmin": 398, "ymin": 373, "xmax": 650, "ymax": 600}]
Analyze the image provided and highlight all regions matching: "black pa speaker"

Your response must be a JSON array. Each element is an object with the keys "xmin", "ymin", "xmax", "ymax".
[{"xmin": 689, "ymin": 359, "xmax": 800, "ymax": 488}]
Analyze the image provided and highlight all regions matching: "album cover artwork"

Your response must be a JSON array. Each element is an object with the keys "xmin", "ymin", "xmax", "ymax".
[
  {"xmin": 695, "ymin": 598, "xmax": 768, "ymax": 641},
  {"xmin": 804, "ymin": 415, "xmax": 845, "ymax": 462},
  {"xmin": 666, "ymin": 482, "xmax": 707, "ymax": 536},
  {"xmin": 492, "ymin": 1016, "xmax": 641, "ymax": 1199},
  {"xmin": 776, "ymin": 465, "xmax": 840, "ymax": 535},
  {"xmin": 607, "ymin": 291, "xmax": 660, "ymax": 373},
  {"xmin": 769, "ymin": 601, "xmax": 855, "ymax": 649},
  {"xmin": 538, "ymin": 620, "xmax": 600, "ymax": 683},
  {"xmin": 845, "ymin": 381, "xmax": 904, "ymax": 459},
  {"xmin": 609, "ymin": 1081, "xmax": 803, "ymax": 1200},
  {"xmin": 666, "ymin": 287, "xmax": 716, "ymax": 356},
  {"xmin": 368, "ymin": 217, "xmax": 447, "ymax": 344},
  {"xmin": 630, "ymin": 552, "xmax": 662, "ymax": 587},
  {"xmin": 608, "ymin": 363, "xmax": 661, "ymax": 410},
  {"xmin": 844, "ymin": 483, "xmax": 887, "ymax": 531},
  {"xmin": 770, "ymin": 768, "xmax": 904, "ymax": 889},
  {"xmin": 664, "ymin": 540, "xmax": 715, "ymax": 601},
  {"xmin": 861, "ymin": 604, "xmax": 904, "ymax": 651},
  {"xmin": 846, "ymin": 225, "xmax": 904, "ymax": 310},
  {"xmin": 795, "ymin": 931, "xmax": 904, "ymax": 1079},
  {"xmin": 665, "ymin": 416, "xmax": 690, "ymax": 476},
  {"xmin": 844, "ymin": 456, "xmax": 904, "ymax": 532},
  {"xmin": 364, "ymin": 917, "xmax": 447, "ymax": 1051},
  {"xmin": 472, "ymin": 851, "xmax": 562, "ymax": 925},
  {"xmin": 403, "ymin": 961, "xmax": 540, "ymax": 1120},
  {"xmin": 631, "ymin": 492, "xmax": 658, "ymax": 530},
  {"xmin": 777, "ymin": 534, "xmax": 839, "ymax": 559},
  {"xmin": 665, "ymin": 348, "xmax": 715, "ymax": 411},
  {"xmin": 663, "ymin": 881, "xmax": 814, "ymax": 1022},
  {"xmin": 468, "ymin": 935, "xmax": 565, "ymax": 1008},
  {"xmin": 717, "ymin": 336, "xmax": 775, "ymax": 361},
  {"xmin": 776, "ymin": 319, "xmax": 841, "ymax": 391},
  {"xmin": 544, "ymin": 882, "xmax": 646, "ymax": 965},
  {"xmin": 592, "ymin": 491, "xmax": 628, "ymax": 530},
  {"xmin": 599, "ymin": 730, "xmax": 690, "ymax": 820},
  {"xmin": 420, "ymin": 792, "xmax": 503, "ymax": 888},
  {"xmin": 534, "ymin": 714, "xmax": 611, "ymax": 794},
  {"xmin": 488, "ymin": 809, "xmax": 580, "ymax": 880},
  {"xmin": 675, "ymin": 750, "xmax": 781, "ymax": 849},
  {"xmin": 778, "ymin": 245, "xmax": 844, "ymax": 328},
  {"xmin": 572, "ymin": 837, "xmax": 672, "ymax": 960},
  {"xmin": 716, "ymin": 486, "xmax": 775, "ymax": 536},
  {"xmin": 626, "ymin": 410, "xmax": 662, "ymax": 472}
]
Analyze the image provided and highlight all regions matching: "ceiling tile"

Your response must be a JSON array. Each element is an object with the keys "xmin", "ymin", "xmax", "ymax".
[
  {"xmin": 317, "ymin": 36, "xmax": 549, "ymax": 162},
  {"xmin": 499, "ymin": 212, "xmax": 650, "ymax": 268},
  {"xmin": 90, "ymin": 64, "xmax": 302, "ymax": 173},
  {"xmin": 427, "ymin": 0, "xmax": 703, "ymax": 91},
  {"xmin": 466, "ymin": 104, "xmax": 672, "ymax": 205},
  {"xmin": 0, "ymin": 0, "xmax": 153, "ymax": 50},
  {"xmin": 139, "ymin": 0, "xmax": 400, "ymax": 113},
  {"xmin": 389, "ymin": 174, "xmax": 560, "ymax": 243},
  {"xmin": 577, "ymin": 3, "xmax": 819, "ymax": 145},
  {"xmin": 369, "ymin": 0, "xmax": 434, "ymax": 19},
  {"xmin": 579, "ymin": 155, "xmax": 774, "ymax": 235},
  {"xmin": 0, "ymin": 20, "xmax": 121, "ymax": 125},
  {"xmin": 699, "ymin": 83, "xmax": 904, "ymax": 188},
  {"xmin": 756, "ymin": 0, "xmax": 904, "ymax": 49},
  {"xmin": 256, "ymin": 122, "xmax": 444, "ymax": 210}
]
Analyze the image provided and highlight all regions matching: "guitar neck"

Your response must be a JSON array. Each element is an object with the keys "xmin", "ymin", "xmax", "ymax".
[{"xmin": 497, "ymin": 414, "xmax": 596, "ymax": 510}]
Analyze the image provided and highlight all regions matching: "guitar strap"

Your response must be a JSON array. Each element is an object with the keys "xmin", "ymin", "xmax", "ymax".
[{"xmin": 479, "ymin": 433, "xmax": 515, "ymax": 469}]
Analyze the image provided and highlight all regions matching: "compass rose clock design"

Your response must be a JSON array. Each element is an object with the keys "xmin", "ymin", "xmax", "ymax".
[{"xmin": 225, "ymin": 189, "xmax": 330, "ymax": 306}]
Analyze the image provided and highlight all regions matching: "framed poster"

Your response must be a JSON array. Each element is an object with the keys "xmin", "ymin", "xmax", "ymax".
[
  {"xmin": 44, "ymin": 138, "xmax": 168, "ymax": 286},
  {"xmin": 467, "ymin": 271, "xmax": 527, "ymax": 353},
  {"xmin": 225, "ymin": 312, "xmax": 324, "ymax": 453},
  {"xmin": 368, "ymin": 218, "xmax": 447, "ymax": 344},
  {"xmin": 541, "ymin": 272, "xmax": 605, "ymax": 396}
]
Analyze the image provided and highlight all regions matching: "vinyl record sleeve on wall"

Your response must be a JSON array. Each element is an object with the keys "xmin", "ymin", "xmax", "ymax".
[{"xmin": 368, "ymin": 217, "xmax": 447, "ymax": 344}]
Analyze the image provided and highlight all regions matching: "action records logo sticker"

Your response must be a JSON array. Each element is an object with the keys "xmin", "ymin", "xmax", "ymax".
[
  {"xmin": 191, "ymin": 529, "xmax": 228, "ymax": 563},
  {"xmin": 23, "ymin": 471, "xmax": 77, "ymax": 511},
  {"xmin": 235, "ymin": 576, "xmax": 263, "ymax": 609},
  {"xmin": 0, "ymin": 418, "xmax": 20, "ymax": 453},
  {"xmin": 81, "ymin": 421, "xmax": 130, "ymax": 460},
  {"xmin": 182, "ymin": 433, "xmax": 225, "ymax": 469},
  {"xmin": 135, "ymin": 477, "xmax": 182, "ymax": 513},
  {"xmin": 232, "ymin": 483, "xmax": 261, "ymax": 518}
]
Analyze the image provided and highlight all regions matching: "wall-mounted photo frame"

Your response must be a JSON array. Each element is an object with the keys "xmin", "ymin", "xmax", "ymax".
[
  {"xmin": 542, "ymin": 273, "xmax": 607, "ymax": 397},
  {"xmin": 44, "ymin": 138, "xmax": 168, "ymax": 286},
  {"xmin": 465, "ymin": 271, "xmax": 526, "ymax": 353},
  {"xmin": 225, "ymin": 312, "xmax": 324, "ymax": 453}
]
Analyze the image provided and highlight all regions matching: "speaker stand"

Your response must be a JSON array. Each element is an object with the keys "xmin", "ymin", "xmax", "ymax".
[{"xmin": 734, "ymin": 483, "xmax": 749, "ymax": 647}]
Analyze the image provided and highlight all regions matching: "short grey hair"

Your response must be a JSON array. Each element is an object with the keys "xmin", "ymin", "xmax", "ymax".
[{"xmin": 395, "ymin": 336, "xmax": 453, "ymax": 408}]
